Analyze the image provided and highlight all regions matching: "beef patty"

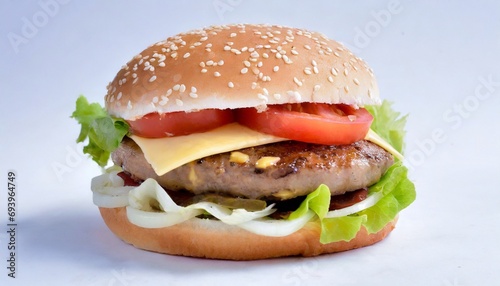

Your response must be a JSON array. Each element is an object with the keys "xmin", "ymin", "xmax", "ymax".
[{"xmin": 112, "ymin": 138, "xmax": 393, "ymax": 200}]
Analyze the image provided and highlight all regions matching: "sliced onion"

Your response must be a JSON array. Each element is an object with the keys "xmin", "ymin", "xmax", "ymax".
[
  {"xmin": 237, "ymin": 210, "xmax": 315, "ymax": 237},
  {"xmin": 91, "ymin": 172, "xmax": 134, "ymax": 208},
  {"xmin": 325, "ymin": 192, "xmax": 383, "ymax": 218},
  {"xmin": 127, "ymin": 178, "xmax": 276, "ymax": 228}
]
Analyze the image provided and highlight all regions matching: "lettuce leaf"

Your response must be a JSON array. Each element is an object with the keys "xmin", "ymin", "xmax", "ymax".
[
  {"xmin": 71, "ymin": 96, "xmax": 129, "ymax": 167},
  {"xmin": 288, "ymin": 162, "xmax": 415, "ymax": 243},
  {"xmin": 365, "ymin": 100, "xmax": 408, "ymax": 154}
]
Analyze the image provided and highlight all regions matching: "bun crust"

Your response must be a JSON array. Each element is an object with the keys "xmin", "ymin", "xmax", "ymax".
[
  {"xmin": 105, "ymin": 24, "xmax": 380, "ymax": 120},
  {"xmin": 99, "ymin": 207, "xmax": 396, "ymax": 260}
]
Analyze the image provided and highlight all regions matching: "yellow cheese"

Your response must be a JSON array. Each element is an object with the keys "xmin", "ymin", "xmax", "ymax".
[
  {"xmin": 130, "ymin": 123, "xmax": 286, "ymax": 176},
  {"xmin": 255, "ymin": 156, "xmax": 280, "ymax": 169},
  {"xmin": 229, "ymin": 151, "xmax": 250, "ymax": 164},
  {"xmin": 365, "ymin": 129, "xmax": 404, "ymax": 161}
]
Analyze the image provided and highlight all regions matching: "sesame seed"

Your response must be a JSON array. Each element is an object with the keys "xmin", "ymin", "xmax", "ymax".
[
  {"xmin": 173, "ymin": 84, "xmax": 180, "ymax": 91},
  {"xmin": 159, "ymin": 96, "xmax": 168, "ymax": 105},
  {"xmin": 224, "ymin": 45, "xmax": 231, "ymax": 51},
  {"xmin": 353, "ymin": 78, "xmax": 360, "ymax": 85},
  {"xmin": 171, "ymin": 52, "xmax": 178, "ymax": 58},
  {"xmin": 117, "ymin": 92, "xmax": 122, "ymax": 100},
  {"xmin": 201, "ymin": 68, "xmax": 207, "ymax": 73},
  {"xmin": 251, "ymin": 51, "xmax": 259, "ymax": 58},
  {"xmin": 158, "ymin": 62, "xmax": 165, "ymax": 67},
  {"xmin": 291, "ymin": 49, "xmax": 299, "ymax": 55},
  {"xmin": 191, "ymin": 86, "xmax": 197, "ymax": 93},
  {"xmin": 251, "ymin": 82, "xmax": 258, "ymax": 89},
  {"xmin": 176, "ymin": 99, "xmax": 183, "ymax": 106},
  {"xmin": 313, "ymin": 66, "xmax": 319, "ymax": 74},
  {"xmin": 127, "ymin": 101, "xmax": 132, "ymax": 110},
  {"xmin": 214, "ymin": 71, "xmax": 221, "ymax": 77},
  {"xmin": 241, "ymin": 46, "xmax": 248, "ymax": 52},
  {"xmin": 166, "ymin": 89, "xmax": 172, "ymax": 96},
  {"xmin": 293, "ymin": 77, "xmax": 303, "ymax": 87},
  {"xmin": 344, "ymin": 86, "xmax": 350, "ymax": 93},
  {"xmin": 334, "ymin": 52, "xmax": 340, "ymax": 57},
  {"xmin": 304, "ymin": 68, "xmax": 312, "ymax": 75},
  {"xmin": 243, "ymin": 61, "xmax": 251, "ymax": 67},
  {"xmin": 257, "ymin": 61, "xmax": 263, "ymax": 68},
  {"xmin": 206, "ymin": 60, "xmax": 214, "ymax": 66},
  {"xmin": 275, "ymin": 53, "xmax": 282, "ymax": 59},
  {"xmin": 252, "ymin": 67, "xmax": 260, "ymax": 75},
  {"xmin": 230, "ymin": 32, "xmax": 237, "ymax": 37},
  {"xmin": 231, "ymin": 48, "xmax": 241, "ymax": 54},
  {"xmin": 218, "ymin": 60, "xmax": 224, "ymax": 65},
  {"xmin": 152, "ymin": 96, "xmax": 159, "ymax": 103},
  {"xmin": 262, "ymin": 88, "xmax": 269, "ymax": 95},
  {"xmin": 200, "ymin": 62, "xmax": 206, "ymax": 67},
  {"xmin": 241, "ymin": 68, "xmax": 248, "ymax": 74},
  {"xmin": 133, "ymin": 78, "xmax": 138, "ymax": 84},
  {"xmin": 304, "ymin": 44, "xmax": 311, "ymax": 50},
  {"xmin": 228, "ymin": 81, "xmax": 234, "ymax": 88},
  {"xmin": 189, "ymin": 93, "xmax": 198, "ymax": 98},
  {"xmin": 180, "ymin": 84, "xmax": 186, "ymax": 92},
  {"xmin": 314, "ymin": 85, "xmax": 321, "ymax": 92},
  {"xmin": 258, "ymin": 93, "xmax": 269, "ymax": 102},
  {"xmin": 328, "ymin": 76, "xmax": 334, "ymax": 83},
  {"xmin": 273, "ymin": 66, "xmax": 279, "ymax": 72},
  {"xmin": 273, "ymin": 93, "xmax": 281, "ymax": 100},
  {"xmin": 344, "ymin": 69, "xmax": 349, "ymax": 76},
  {"xmin": 262, "ymin": 53, "xmax": 269, "ymax": 59},
  {"xmin": 149, "ymin": 75, "xmax": 157, "ymax": 82}
]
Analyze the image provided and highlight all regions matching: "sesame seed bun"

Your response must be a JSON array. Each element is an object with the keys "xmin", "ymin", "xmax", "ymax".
[
  {"xmin": 99, "ymin": 207, "xmax": 397, "ymax": 260},
  {"xmin": 105, "ymin": 24, "xmax": 380, "ymax": 120}
]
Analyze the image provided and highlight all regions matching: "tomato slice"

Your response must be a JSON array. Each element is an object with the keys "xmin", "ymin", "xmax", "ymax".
[
  {"xmin": 128, "ymin": 109, "xmax": 234, "ymax": 138},
  {"xmin": 236, "ymin": 103, "xmax": 373, "ymax": 145}
]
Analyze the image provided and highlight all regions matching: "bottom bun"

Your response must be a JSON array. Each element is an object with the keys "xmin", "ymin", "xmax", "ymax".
[{"xmin": 99, "ymin": 207, "xmax": 397, "ymax": 260}]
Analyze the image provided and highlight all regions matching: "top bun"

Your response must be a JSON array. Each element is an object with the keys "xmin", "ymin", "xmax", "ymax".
[{"xmin": 105, "ymin": 24, "xmax": 380, "ymax": 120}]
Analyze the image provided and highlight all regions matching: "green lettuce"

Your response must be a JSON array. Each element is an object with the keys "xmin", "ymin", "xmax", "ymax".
[
  {"xmin": 71, "ymin": 96, "xmax": 129, "ymax": 167},
  {"xmin": 365, "ymin": 100, "xmax": 408, "ymax": 154},
  {"xmin": 288, "ymin": 101, "xmax": 415, "ymax": 244},
  {"xmin": 289, "ymin": 162, "xmax": 415, "ymax": 244}
]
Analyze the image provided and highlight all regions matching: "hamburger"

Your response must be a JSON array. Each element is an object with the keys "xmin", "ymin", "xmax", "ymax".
[{"xmin": 72, "ymin": 24, "xmax": 415, "ymax": 260}]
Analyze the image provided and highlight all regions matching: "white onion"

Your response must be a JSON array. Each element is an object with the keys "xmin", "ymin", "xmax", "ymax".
[
  {"xmin": 126, "ymin": 178, "xmax": 276, "ymax": 228},
  {"xmin": 237, "ymin": 210, "xmax": 315, "ymax": 237},
  {"xmin": 91, "ymin": 172, "xmax": 134, "ymax": 208},
  {"xmin": 325, "ymin": 192, "xmax": 383, "ymax": 218}
]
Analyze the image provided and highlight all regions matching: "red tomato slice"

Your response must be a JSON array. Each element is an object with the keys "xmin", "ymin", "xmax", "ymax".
[
  {"xmin": 236, "ymin": 103, "xmax": 373, "ymax": 145},
  {"xmin": 128, "ymin": 109, "xmax": 234, "ymax": 138}
]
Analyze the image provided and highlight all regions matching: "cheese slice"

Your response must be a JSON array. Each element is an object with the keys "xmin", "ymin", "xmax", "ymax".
[
  {"xmin": 365, "ymin": 129, "xmax": 404, "ymax": 161},
  {"xmin": 130, "ymin": 123, "xmax": 287, "ymax": 176},
  {"xmin": 130, "ymin": 123, "xmax": 402, "ymax": 177}
]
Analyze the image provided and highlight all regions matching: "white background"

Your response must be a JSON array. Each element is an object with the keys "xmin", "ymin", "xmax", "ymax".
[{"xmin": 1, "ymin": 0, "xmax": 499, "ymax": 285}]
